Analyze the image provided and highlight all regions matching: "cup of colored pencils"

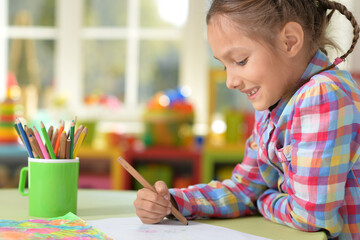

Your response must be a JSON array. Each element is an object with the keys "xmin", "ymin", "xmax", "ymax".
[{"xmin": 14, "ymin": 117, "xmax": 87, "ymax": 159}]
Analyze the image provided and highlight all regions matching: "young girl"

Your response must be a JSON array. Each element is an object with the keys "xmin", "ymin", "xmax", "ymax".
[{"xmin": 133, "ymin": 0, "xmax": 360, "ymax": 239}]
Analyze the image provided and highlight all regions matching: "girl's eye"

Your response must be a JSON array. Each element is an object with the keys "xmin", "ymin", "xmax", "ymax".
[
  {"xmin": 224, "ymin": 66, "xmax": 227, "ymax": 71},
  {"xmin": 236, "ymin": 57, "xmax": 248, "ymax": 66}
]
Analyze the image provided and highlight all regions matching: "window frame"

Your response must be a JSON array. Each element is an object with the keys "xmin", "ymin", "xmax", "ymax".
[{"xmin": 0, "ymin": 0, "xmax": 209, "ymax": 133}]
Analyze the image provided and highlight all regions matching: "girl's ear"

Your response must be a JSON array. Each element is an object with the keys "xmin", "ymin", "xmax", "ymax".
[{"xmin": 280, "ymin": 22, "xmax": 304, "ymax": 57}]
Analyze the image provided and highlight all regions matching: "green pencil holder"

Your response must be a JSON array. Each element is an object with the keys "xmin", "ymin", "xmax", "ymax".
[{"xmin": 18, "ymin": 158, "xmax": 79, "ymax": 218}]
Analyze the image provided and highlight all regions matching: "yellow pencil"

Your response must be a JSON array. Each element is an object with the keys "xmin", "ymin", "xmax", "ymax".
[{"xmin": 73, "ymin": 127, "xmax": 87, "ymax": 158}]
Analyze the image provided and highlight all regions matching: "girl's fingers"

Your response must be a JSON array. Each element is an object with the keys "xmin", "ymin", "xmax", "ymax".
[
  {"xmin": 134, "ymin": 183, "xmax": 173, "ymax": 224},
  {"xmin": 154, "ymin": 180, "xmax": 170, "ymax": 200},
  {"xmin": 138, "ymin": 215, "xmax": 165, "ymax": 224},
  {"xmin": 134, "ymin": 196, "xmax": 171, "ymax": 215},
  {"xmin": 137, "ymin": 188, "xmax": 171, "ymax": 208}
]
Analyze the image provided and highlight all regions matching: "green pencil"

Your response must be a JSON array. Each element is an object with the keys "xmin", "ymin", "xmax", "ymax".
[
  {"xmin": 69, "ymin": 120, "xmax": 75, "ymax": 159},
  {"xmin": 40, "ymin": 121, "xmax": 56, "ymax": 159}
]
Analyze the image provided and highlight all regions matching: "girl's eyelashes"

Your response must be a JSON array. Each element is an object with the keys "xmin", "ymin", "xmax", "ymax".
[
  {"xmin": 236, "ymin": 57, "xmax": 248, "ymax": 66},
  {"xmin": 222, "ymin": 57, "xmax": 248, "ymax": 71}
]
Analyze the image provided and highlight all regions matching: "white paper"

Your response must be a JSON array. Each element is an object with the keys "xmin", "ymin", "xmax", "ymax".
[{"xmin": 88, "ymin": 217, "xmax": 271, "ymax": 240}]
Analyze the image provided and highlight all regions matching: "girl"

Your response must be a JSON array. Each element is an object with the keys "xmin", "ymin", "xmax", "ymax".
[{"xmin": 134, "ymin": 0, "xmax": 360, "ymax": 239}]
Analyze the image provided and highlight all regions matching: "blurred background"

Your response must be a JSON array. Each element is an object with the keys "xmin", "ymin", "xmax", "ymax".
[{"xmin": 1, "ymin": 0, "xmax": 359, "ymax": 190}]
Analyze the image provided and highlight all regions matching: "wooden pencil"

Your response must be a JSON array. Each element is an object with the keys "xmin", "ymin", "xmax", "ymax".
[
  {"xmin": 25, "ymin": 127, "xmax": 44, "ymax": 158},
  {"xmin": 117, "ymin": 157, "xmax": 188, "ymax": 225},
  {"xmin": 47, "ymin": 125, "xmax": 54, "ymax": 142},
  {"xmin": 65, "ymin": 139, "xmax": 71, "ymax": 159},
  {"xmin": 59, "ymin": 131, "xmax": 67, "ymax": 159},
  {"xmin": 28, "ymin": 134, "xmax": 43, "ymax": 158},
  {"xmin": 51, "ymin": 128, "xmax": 59, "ymax": 149}
]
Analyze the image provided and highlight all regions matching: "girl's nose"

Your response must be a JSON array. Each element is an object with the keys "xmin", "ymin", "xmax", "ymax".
[{"xmin": 226, "ymin": 72, "xmax": 244, "ymax": 90}]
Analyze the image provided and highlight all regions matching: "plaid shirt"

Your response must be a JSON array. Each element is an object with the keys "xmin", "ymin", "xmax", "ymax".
[{"xmin": 169, "ymin": 50, "xmax": 360, "ymax": 240}]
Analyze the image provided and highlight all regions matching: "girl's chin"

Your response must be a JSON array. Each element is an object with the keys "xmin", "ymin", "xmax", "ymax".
[{"xmin": 251, "ymin": 102, "xmax": 269, "ymax": 112}]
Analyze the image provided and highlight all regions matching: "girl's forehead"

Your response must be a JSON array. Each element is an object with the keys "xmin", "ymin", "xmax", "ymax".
[{"xmin": 208, "ymin": 14, "xmax": 249, "ymax": 38}]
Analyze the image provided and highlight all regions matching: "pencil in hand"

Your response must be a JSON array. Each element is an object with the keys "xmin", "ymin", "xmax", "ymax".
[{"xmin": 117, "ymin": 157, "xmax": 188, "ymax": 225}]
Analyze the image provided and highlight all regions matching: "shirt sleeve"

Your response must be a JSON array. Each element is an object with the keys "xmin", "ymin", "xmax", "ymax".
[
  {"xmin": 257, "ymin": 78, "xmax": 355, "ymax": 238},
  {"xmin": 169, "ymin": 134, "xmax": 272, "ymax": 219}
]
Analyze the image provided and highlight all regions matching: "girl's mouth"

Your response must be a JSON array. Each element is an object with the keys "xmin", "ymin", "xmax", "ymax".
[{"xmin": 247, "ymin": 87, "xmax": 259, "ymax": 97}]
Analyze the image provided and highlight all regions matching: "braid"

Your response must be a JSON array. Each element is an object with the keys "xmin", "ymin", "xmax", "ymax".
[
  {"xmin": 319, "ymin": 0, "xmax": 360, "ymax": 70},
  {"xmin": 289, "ymin": 0, "xmax": 359, "ymax": 98}
]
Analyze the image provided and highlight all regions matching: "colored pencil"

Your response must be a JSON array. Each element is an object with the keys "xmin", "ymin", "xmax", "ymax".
[
  {"xmin": 47, "ymin": 125, "xmax": 54, "ymax": 142},
  {"xmin": 14, "ymin": 123, "xmax": 25, "ymax": 145},
  {"xmin": 117, "ymin": 157, "xmax": 188, "ymax": 225},
  {"xmin": 24, "ymin": 125, "xmax": 37, "ymax": 157},
  {"xmin": 74, "ymin": 124, "xmax": 84, "ymax": 146},
  {"xmin": 33, "ymin": 126, "xmax": 50, "ymax": 159},
  {"xmin": 73, "ymin": 127, "xmax": 87, "ymax": 158},
  {"xmin": 65, "ymin": 139, "xmax": 71, "ymax": 159},
  {"xmin": 51, "ymin": 128, "xmax": 59, "ymax": 149},
  {"xmin": 59, "ymin": 131, "xmax": 67, "ymax": 159},
  {"xmin": 25, "ymin": 127, "xmax": 44, "ymax": 159},
  {"xmin": 40, "ymin": 122, "xmax": 56, "ymax": 159},
  {"xmin": 16, "ymin": 119, "xmax": 34, "ymax": 158},
  {"xmin": 28, "ymin": 134, "xmax": 43, "ymax": 158},
  {"xmin": 54, "ymin": 120, "xmax": 64, "ymax": 157},
  {"xmin": 69, "ymin": 120, "xmax": 75, "ymax": 159}
]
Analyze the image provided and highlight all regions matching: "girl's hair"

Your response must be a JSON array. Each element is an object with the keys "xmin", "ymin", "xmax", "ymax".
[{"xmin": 207, "ymin": 0, "xmax": 359, "ymax": 93}]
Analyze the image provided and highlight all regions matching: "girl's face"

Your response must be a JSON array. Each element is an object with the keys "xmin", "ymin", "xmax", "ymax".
[{"xmin": 207, "ymin": 15, "xmax": 295, "ymax": 111}]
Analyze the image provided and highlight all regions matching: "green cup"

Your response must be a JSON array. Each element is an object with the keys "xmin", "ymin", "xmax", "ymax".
[{"xmin": 18, "ymin": 158, "xmax": 79, "ymax": 218}]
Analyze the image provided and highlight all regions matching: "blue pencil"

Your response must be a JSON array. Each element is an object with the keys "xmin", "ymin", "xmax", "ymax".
[{"xmin": 16, "ymin": 118, "xmax": 34, "ymax": 158}]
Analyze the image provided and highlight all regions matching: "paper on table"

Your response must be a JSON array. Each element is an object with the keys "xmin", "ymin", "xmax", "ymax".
[{"xmin": 88, "ymin": 217, "xmax": 271, "ymax": 240}]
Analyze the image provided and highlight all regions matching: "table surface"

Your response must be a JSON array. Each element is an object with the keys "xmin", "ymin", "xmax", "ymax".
[{"xmin": 0, "ymin": 189, "xmax": 327, "ymax": 240}]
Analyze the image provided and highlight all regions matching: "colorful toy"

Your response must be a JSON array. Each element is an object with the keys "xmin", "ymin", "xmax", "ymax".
[
  {"xmin": 0, "ymin": 73, "xmax": 23, "ymax": 144},
  {"xmin": 142, "ymin": 87, "xmax": 194, "ymax": 147}
]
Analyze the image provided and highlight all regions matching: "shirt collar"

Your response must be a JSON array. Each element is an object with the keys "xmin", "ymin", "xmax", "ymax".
[
  {"xmin": 266, "ymin": 50, "xmax": 332, "ymax": 124},
  {"xmin": 299, "ymin": 49, "xmax": 333, "ymax": 81}
]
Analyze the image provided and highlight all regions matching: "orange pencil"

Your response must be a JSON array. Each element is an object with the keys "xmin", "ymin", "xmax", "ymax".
[
  {"xmin": 54, "ymin": 120, "xmax": 64, "ymax": 157},
  {"xmin": 117, "ymin": 157, "xmax": 188, "ymax": 225}
]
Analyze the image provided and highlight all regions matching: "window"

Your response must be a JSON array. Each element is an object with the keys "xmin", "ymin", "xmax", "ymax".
[{"xmin": 1, "ymin": 0, "xmax": 209, "ymax": 133}]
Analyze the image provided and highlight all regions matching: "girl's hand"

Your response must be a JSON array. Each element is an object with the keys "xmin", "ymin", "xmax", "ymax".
[{"xmin": 134, "ymin": 180, "xmax": 172, "ymax": 224}]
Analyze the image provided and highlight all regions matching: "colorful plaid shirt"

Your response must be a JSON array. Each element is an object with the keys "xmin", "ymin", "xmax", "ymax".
[{"xmin": 169, "ymin": 50, "xmax": 360, "ymax": 240}]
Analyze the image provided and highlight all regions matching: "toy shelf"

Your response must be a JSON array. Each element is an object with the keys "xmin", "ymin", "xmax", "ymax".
[
  {"xmin": 202, "ymin": 143, "xmax": 245, "ymax": 183},
  {"xmin": 123, "ymin": 147, "xmax": 201, "ymax": 190},
  {"xmin": 77, "ymin": 146, "xmax": 123, "ymax": 190}
]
